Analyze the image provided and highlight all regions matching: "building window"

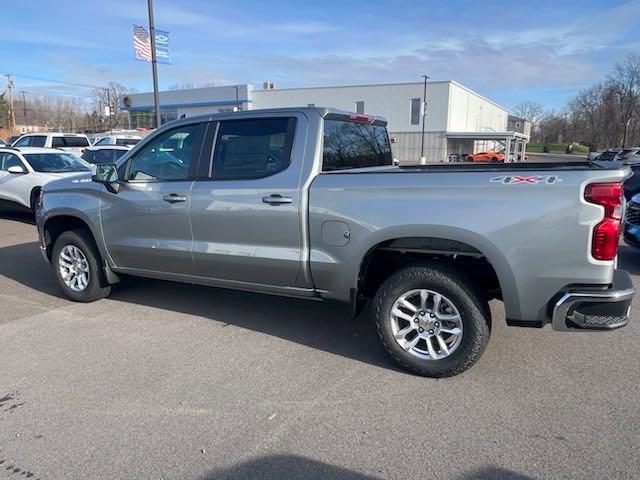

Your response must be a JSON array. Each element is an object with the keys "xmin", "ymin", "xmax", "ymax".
[
  {"xmin": 355, "ymin": 101, "xmax": 365, "ymax": 114},
  {"xmin": 307, "ymin": 103, "xmax": 315, "ymax": 107},
  {"xmin": 129, "ymin": 108, "xmax": 178, "ymax": 129},
  {"xmin": 410, "ymin": 98, "xmax": 421, "ymax": 125}
]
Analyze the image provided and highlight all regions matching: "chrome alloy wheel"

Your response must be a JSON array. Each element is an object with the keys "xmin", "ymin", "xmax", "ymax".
[
  {"xmin": 390, "ymin": 289, "xmax": 463, "ymax": 360},
  {"xmin": 58, "ymin": 245, "xmax": 90, "ymax": 292}
]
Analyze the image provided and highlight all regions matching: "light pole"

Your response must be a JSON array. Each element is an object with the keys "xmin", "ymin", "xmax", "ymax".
[
  {"xmin": 147, "ymin": 0, "xmax": 161, "ymax": 129},
  {"xmin": 420, "ymin": 74, "xmax": 430, "ymax": 164}
]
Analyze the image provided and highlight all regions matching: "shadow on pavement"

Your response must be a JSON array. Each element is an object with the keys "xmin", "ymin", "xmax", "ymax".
[
  {"xmin": 0, "ymin": 204, "xmax": 35, "ymax": 225},
  {"xmin": 0, "ymin": 241, "xmax": 400, "ymax": 372},
  {"xmin": 618, "ymin": 244, "xmax": 640, "ymax": 276},
  {"xmin": 201, "ymin": 456, "xmax": 535, "ymax": 480}
]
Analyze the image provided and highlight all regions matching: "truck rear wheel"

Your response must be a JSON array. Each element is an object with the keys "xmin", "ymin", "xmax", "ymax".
[
  {"xmin": 373, "ymin": 264, "xmax": 490, "ymax": 377},
  {"xmin": 52, "ymin": 229, "xmax": 111, "ymax": 302}
]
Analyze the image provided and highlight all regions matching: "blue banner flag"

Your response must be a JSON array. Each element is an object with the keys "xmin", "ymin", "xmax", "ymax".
[{"xmin": 154, "ymin": 30, "xmax": 171, "ymax": 64}]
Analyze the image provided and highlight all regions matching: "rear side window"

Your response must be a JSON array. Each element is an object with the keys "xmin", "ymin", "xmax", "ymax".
[
  {"xmin": 52, "ymin": 137, "xmax": 65, "ymax": 148},
  {"xmin": 30, "ymin": 136, "xmax": 46, "ymax": 147},
  {"xmin": 322, "ymin": 119, "xmax": 392, "ymax": 171},
  {"xmin": 212, "ymin": 118, "xmax": 296, "ymax": 180}
]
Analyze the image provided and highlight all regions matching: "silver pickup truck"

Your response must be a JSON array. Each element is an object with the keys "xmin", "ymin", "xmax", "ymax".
[{"xmin": 35, "ymin": 107, "xmax": 635, "ymax": 377}]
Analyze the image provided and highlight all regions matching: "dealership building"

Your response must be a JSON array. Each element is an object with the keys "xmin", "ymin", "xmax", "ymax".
[{"xmin": 121, "ymin": 81, "xmax": 528, "ymax": 162}]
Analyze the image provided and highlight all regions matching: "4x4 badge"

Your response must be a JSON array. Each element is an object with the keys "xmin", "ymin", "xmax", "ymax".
[{"xmin": 490, "ymin": 175, "xmax": 562, "ymax": 185}]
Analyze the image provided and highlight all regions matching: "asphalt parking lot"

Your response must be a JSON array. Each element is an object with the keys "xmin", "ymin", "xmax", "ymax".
[{"xmin": 1, "ymin": 209, "xmax": 639, "ymax": 480}]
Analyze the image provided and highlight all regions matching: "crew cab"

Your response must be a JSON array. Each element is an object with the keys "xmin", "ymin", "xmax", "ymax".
[
  {"xmin": 13, "ymin": 133, "xmax": 91, "ymax": 155},
  {"xmin": 35, "ymin": 108, "xmax": 635, "ymax": 377}
]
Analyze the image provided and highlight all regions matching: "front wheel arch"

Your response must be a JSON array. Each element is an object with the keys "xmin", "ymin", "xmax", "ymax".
[{"xmin": 29, "ymin": 187, "xmax": 41, "ymax": 211}]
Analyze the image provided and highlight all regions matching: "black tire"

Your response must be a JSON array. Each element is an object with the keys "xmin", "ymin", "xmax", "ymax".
[
  {"xmin": 52, "ymin": 229, "xmax": 111, "ymax": 302},
  {"xmin": 491, "ymin": 157, "xmax": 499, "ymax": 162},
  {"xmin": 373, "ymin": 264, "xmax": 490, "ymax": 377}
]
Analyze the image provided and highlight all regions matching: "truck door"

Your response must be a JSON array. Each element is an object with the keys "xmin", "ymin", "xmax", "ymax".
[
  {"xmin": 100, "ymin": 122, "xmax": 208, "ymax": 275},
  {"xmin": 189, "ymin": 115, "xmax": 308, "ymax": 288}
]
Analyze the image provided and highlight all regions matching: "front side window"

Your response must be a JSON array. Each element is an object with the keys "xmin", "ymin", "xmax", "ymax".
[
  {"xmin": 24, "ymin": 153, "xmax": 90, "ymax": 173},
  {"xmin": 0, "ymin": 153, "xmax": 24, "ymax": 171},
  {"xmin": 127, "ymin": 123, "xmax": 205, "ymax": 181},
  {"xmin": 212, "ymin": 118, "xmax": 296, "ymax": 180},
  {"xmin": 95, "ymin": 137, "xmax": 110, "ymax": 145},
  {"xmin": 322, "ymin": 119, "xmax": 392, "ymax": 171},
  {"xmin": 14, "ymin": 136, "xmax": 31, "ymax": 147}
]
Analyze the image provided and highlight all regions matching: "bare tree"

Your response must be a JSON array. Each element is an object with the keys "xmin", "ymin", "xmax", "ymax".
[{"xmin": 93, "ymin": 82, "xmax": 129, "ymax": 131}]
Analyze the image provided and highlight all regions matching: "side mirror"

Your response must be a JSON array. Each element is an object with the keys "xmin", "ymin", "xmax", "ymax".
[
  {"xmin": 91, "ymin": 163, "xmax": 120, "ymax": 193},
  {"xmin": 7, "ymin": 165, "xmax": 27, "ymax": 174}
]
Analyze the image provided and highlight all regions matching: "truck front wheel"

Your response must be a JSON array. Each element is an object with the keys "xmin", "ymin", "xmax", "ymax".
[
  {"xmin": 52, "ymin": 229, "xmax": 112, "ymax": 302},
  {"xmin": 373, "ymin": 264, "xmax": 490, "ymax": 377}
]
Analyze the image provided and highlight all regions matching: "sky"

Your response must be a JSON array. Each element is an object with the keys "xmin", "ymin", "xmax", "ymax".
[{"xmin": 2, "ymin": 0, "xmax": 640, "ymax": 112}]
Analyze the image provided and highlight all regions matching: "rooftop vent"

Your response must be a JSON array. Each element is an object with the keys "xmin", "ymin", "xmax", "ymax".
[{"xmin": 263, "ymin": 81, "xmax": 276, "ymax": 90}]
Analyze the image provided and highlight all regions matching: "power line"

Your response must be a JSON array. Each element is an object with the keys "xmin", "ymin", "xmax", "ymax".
[{"xmin": 5, "ymin": 72, "xmax": 104, "ymax": 90}]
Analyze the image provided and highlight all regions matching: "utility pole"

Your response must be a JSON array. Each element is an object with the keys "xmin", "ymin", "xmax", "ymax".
[
  {"xmin": 420, "ymin": 74, "xmax": 430, "ymax": 164},
  {"xmin": 20, "ymin": 90, "xmax": 28, "ymax": 131},
  {"xmin": 4, "ymin": 74, "xmax": 16, "ymax": 131},
  {"xmin": 147, "ymin": 0, "xmax": 161, "ymax": 129}
]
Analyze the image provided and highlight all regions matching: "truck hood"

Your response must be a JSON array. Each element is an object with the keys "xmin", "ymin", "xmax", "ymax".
[{"xmin": 42, "ymin": 171, "xmax": 93, "ymax": 192}]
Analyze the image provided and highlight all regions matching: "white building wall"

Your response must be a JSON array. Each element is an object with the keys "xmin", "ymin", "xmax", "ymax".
[
  {"xmin": 252, "ymin": 82, "xmax": 451, "ymax": 133},
  {"xmin": 122, "ymin": 85, "xmax": 251, "ymax": 112},
  {"xmin": 447, "ymin": 82, "xmax": 508, "ymax": 132}
]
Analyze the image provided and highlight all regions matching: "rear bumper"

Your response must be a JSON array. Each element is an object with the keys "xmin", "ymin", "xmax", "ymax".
[{"xmin": 551, "ymin": 270, "xmax": 635, "ymax": 331}]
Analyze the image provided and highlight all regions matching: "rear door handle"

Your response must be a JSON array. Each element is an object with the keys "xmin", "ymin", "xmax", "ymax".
[
  {"xmin": 262, "ymin": 194, "xmax": 293, "ymax": 205},
  {"xmin": 163, "ymin": 193, "xmax": 187, "ymax": 203}
]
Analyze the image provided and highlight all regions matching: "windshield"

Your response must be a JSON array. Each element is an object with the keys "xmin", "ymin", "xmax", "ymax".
[
  {"xmin": 116, "ymin": 138, "xmax": 140, "ymax": 146},
  {"xmin": 24, "ymin": 153, "xmax": 91, "ymax": 173}
]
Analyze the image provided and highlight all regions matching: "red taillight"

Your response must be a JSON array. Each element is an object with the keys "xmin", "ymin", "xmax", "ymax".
[
  {"xmin": 585, "ymin": 182, "xmax": 623, "ymax": 261},
  {"xmin": 348, "ymin": 114, "xmax": 374, "ymax": 124}
]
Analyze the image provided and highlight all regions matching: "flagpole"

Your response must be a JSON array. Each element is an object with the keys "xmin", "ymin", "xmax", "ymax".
[{"xmin": 147, "ymin": 0, "xmax": 161, "ymax": 129}]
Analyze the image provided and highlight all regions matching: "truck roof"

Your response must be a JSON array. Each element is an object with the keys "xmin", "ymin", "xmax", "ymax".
[{"xmin": 174, "ymin": 107, "xmax": 388, "ymax": 126}]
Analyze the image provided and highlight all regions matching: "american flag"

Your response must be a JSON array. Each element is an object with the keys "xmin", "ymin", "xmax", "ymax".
[{"xmin": 133, "ymin": 25, "xmax": 152, "ymax": 62}]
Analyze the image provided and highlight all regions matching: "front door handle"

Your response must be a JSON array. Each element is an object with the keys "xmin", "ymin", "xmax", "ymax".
[
  {"xmin": 163, "ymin": 193, "xmax": 187, "ymax": 203},
  {"xmin": 262, "ymin": 194, "xmax": 293, "ymax": 205}
]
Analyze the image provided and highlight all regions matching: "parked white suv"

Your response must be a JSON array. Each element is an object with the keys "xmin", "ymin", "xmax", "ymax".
[
  {"xmin": 92, "ymin": 134, "xmax": 141, "ymax": 147},
  {"xmin": 12, "ymin": 133, "xmax": 91, "ymax": 155},
  {"xmin": 0, "ymin": 147, "xmax": 90, "ymax": 211}
]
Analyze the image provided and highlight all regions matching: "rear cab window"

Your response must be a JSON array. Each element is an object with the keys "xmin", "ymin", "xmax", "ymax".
[
  {"xmin": 116, "ymin": 138, "xmax": 140, "ymax": 146},
  {"xmin": 322, "ymin": 116, "xmax": 392, "ymax": 171},
  {"xmin": 63, "ymin": 136, "xmax": 90, "ymax": 148}
]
